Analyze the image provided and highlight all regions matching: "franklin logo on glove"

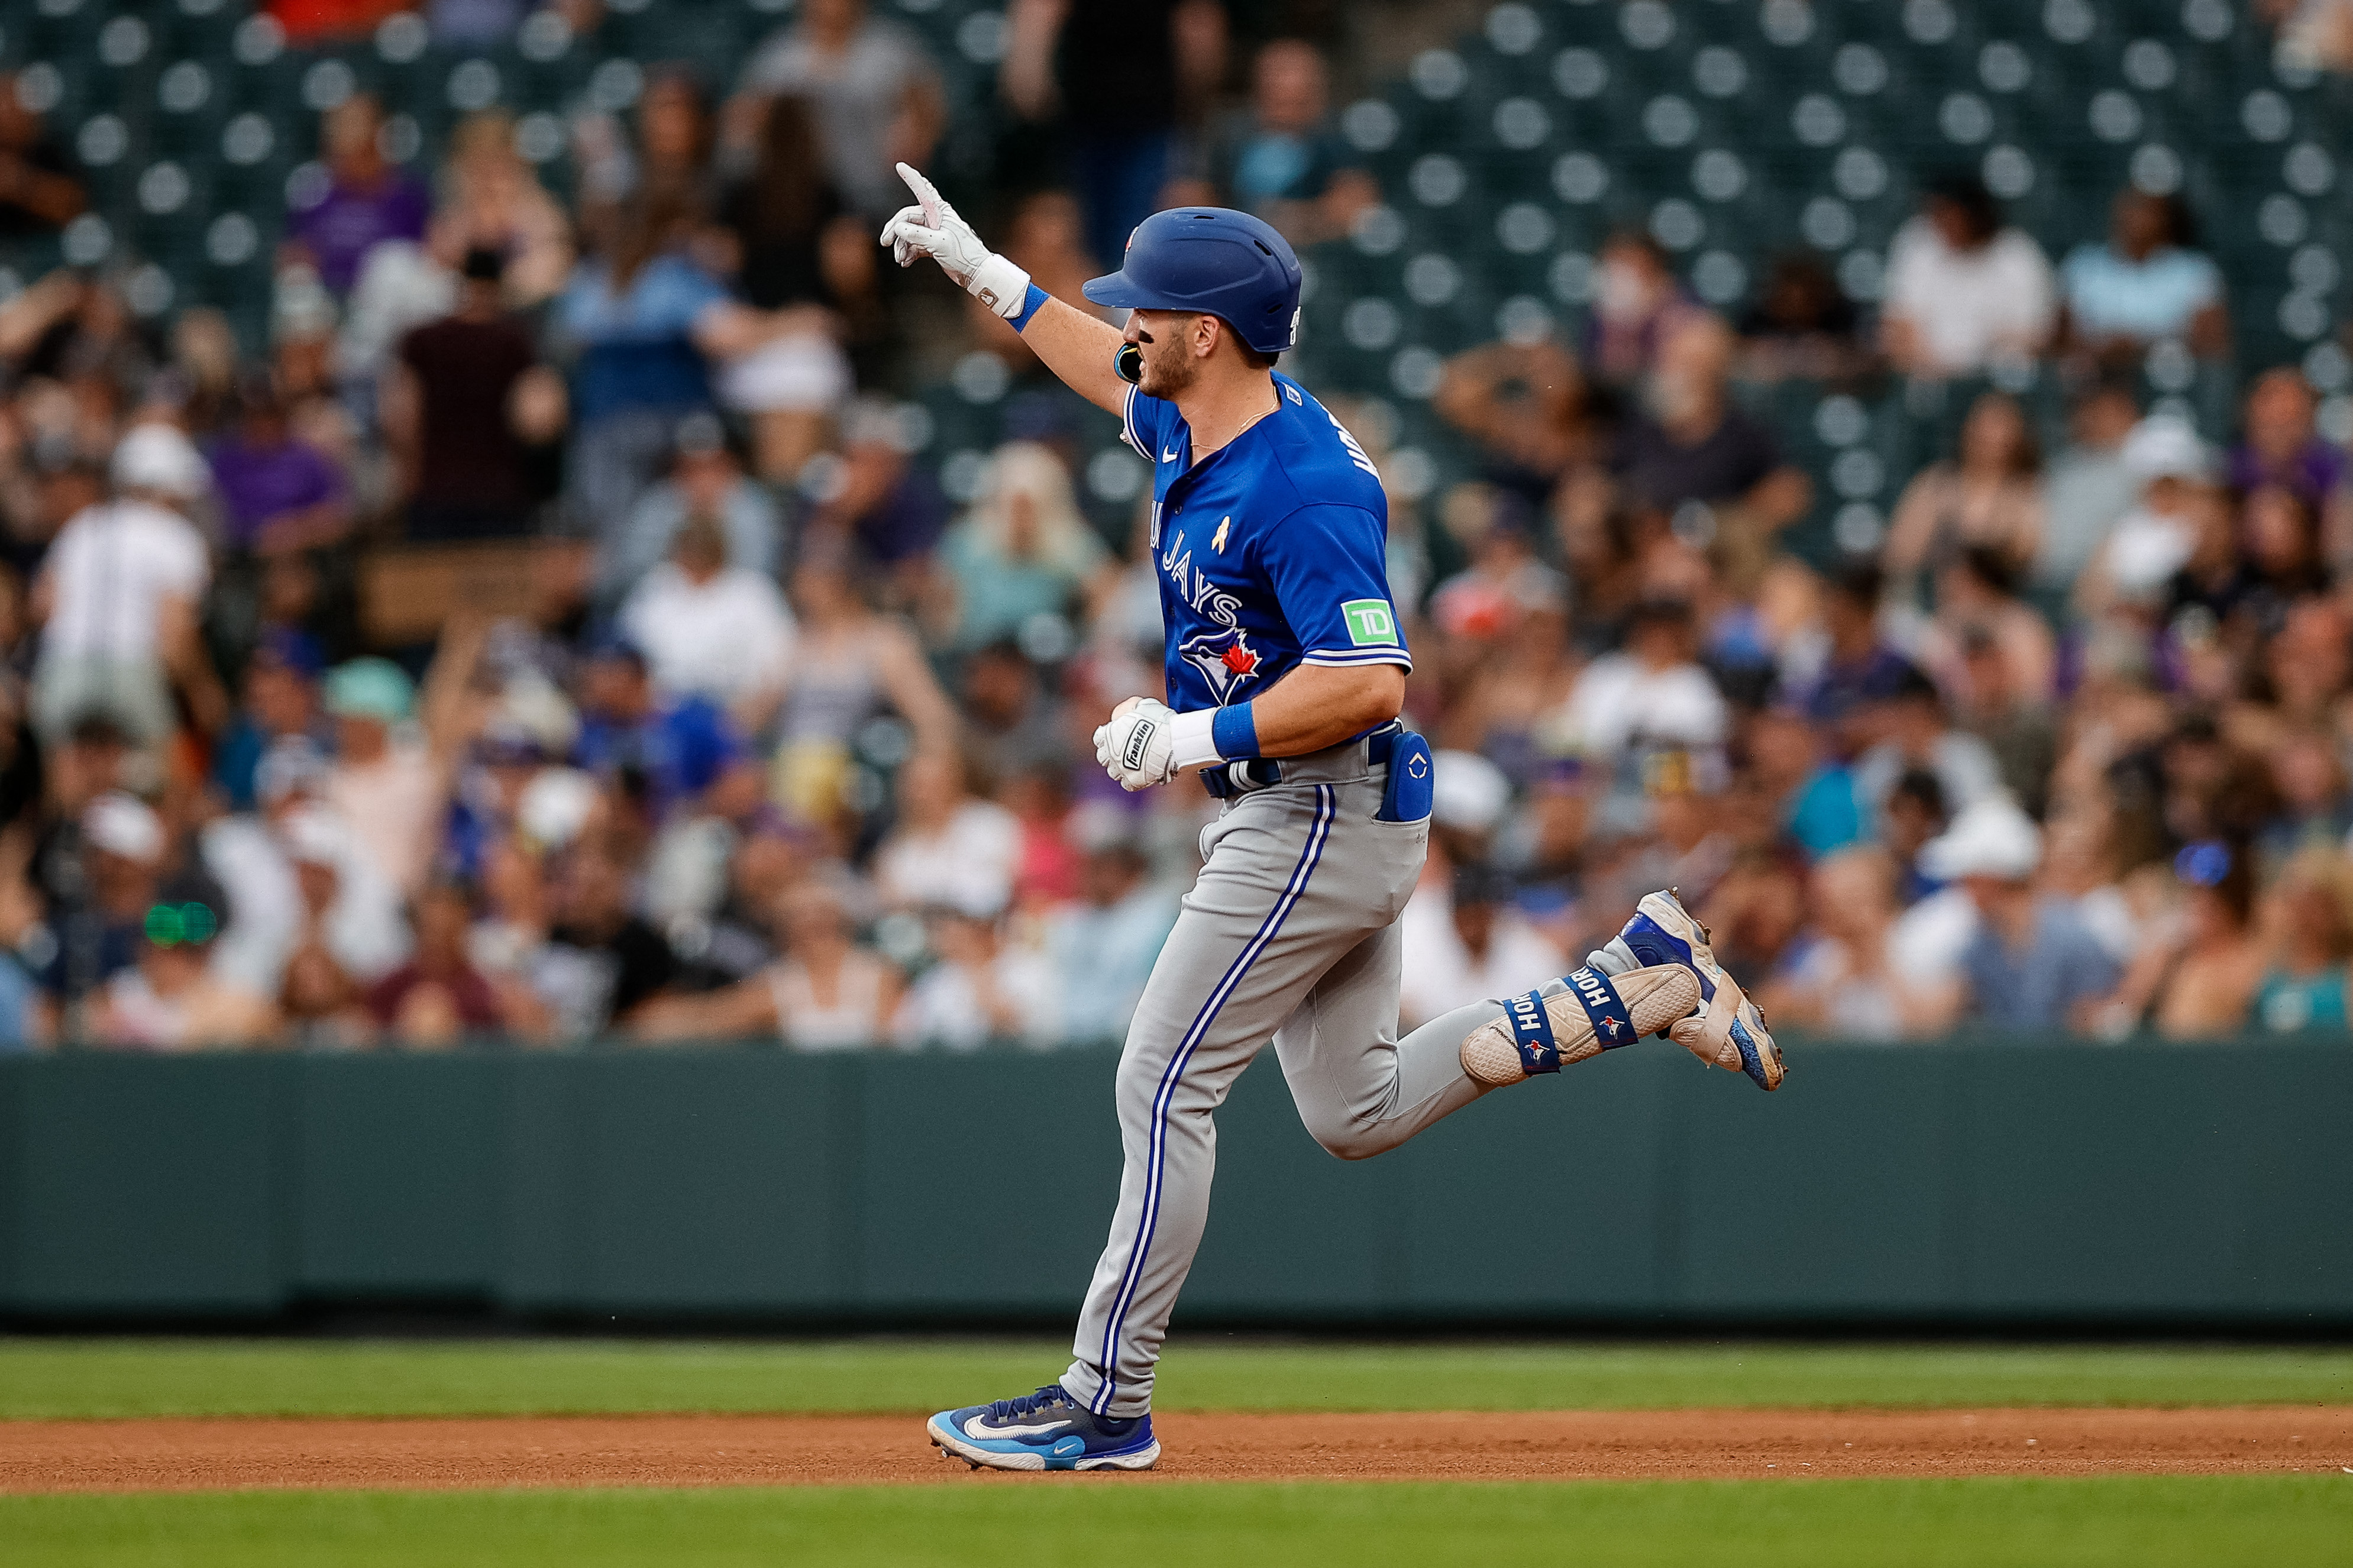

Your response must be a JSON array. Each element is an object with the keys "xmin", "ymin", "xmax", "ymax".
[{"xmin": 1121, "ymin": 717, "xmax": 1158, "ymax": 773}]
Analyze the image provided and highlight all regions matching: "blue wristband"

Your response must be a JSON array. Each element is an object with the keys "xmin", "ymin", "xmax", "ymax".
[
  {"xmin": 1009, "ymin": 283, "xmax": 1049, "ymax": 332},
  {"xmin": 1211, "ymin": 703, "xmax": 1260, "ymax": 761}
]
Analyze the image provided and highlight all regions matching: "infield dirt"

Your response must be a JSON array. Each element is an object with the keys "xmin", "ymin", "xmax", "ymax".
[{"xmin": 3, "ymin": 1407, "xmax": 2348, "ymax": 1492}]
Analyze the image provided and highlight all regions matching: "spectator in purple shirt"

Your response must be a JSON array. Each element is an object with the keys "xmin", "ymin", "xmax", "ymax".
[
  {"xmin": 206, "ymin": 374, "xmax": 350, "ymax": 555},
  {"xmin": 2228, "ymin": 367, "xmax": 2348, "ymax": 510},
  {"xmin": 285, "ymin": 95, "xmax": 432, "ymax": 295},
  {"xmin": 1802, "ymin": 563, "xmax": 1919, "ymax": 738}
]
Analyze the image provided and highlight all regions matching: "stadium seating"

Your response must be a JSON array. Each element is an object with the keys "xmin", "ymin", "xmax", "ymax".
[
  {"xmin": 0, "ymin": 0, "xmax": 2345, "ymax": 567},
  {"xmin": 0, "ymin": 0, "xmax": 1018, "ymax": 332},
  {"xmin": 1288, "ymin": 0, "xmax": 2352, "ymax": 562}
]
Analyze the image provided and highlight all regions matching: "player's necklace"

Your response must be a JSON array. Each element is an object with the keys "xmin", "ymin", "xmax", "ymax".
[{"xmin": 1191, "ymin": 395, "xmax": 1279, "ymax": 463}]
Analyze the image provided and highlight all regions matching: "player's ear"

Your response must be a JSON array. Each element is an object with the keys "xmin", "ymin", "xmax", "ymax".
[{"xmin": 1193, "ymin": 313, "xmax": 1218, "ymax": 359}]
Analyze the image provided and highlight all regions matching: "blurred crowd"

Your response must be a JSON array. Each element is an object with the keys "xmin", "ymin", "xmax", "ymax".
[
  {"xmin": 1405, "ymin": 154, "xmax": 2353, "ymax": 1046},
  {"xmin": 0, "ymin": 2, "xmax": 2350, "ymax": 1052}
]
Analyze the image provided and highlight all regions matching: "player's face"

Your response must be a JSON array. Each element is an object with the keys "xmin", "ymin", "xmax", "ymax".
[{"xmin": 1124, "ymin": 309, "xmax": 1202, "ymax": 398}]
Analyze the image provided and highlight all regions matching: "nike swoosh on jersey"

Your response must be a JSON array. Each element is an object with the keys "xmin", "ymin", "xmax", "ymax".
[
  {"xmin": 966, "ymin": 1415, "xmax": 1074, "ymax": 1440},
  {"xmin": 1162, "ymin": 446, "xmax": 1179, "ymax": 461}
]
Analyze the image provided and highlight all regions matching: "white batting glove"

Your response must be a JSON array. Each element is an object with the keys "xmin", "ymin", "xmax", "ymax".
[
  {"xmin": 878, "ymin": 161, "xmax": 1033, "ymax": 319},
  {"xmin": 1094, "ymin": 698, "xmax": 1179, "ymax": 792}
]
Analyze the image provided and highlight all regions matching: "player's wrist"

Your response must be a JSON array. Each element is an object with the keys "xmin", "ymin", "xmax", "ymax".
[
  {"xmin": 1209, "ymin": 703, "xmax": 1260, "ymax": 762},
  {"xmin": 1007, "ymin": 282, "xmax": 1049, "ymax": 332},
  {"xmin": 1168, "ymin": 709, "xmax": 1224, "ymax": 772},
  {"xmin": 968, "ymin": 253, "xmax": 1032, "ymax": 319}
]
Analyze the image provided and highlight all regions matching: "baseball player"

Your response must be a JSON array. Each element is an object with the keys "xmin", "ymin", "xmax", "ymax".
[{"xmin": 880, "ymin": 166, "xmax": 1783, "ymax": 1473}]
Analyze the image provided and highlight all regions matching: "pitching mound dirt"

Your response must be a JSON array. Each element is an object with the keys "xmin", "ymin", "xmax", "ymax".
[{"xmin": 3, "ymin": 1407, "xmax": 2348, "ymax": 1492}]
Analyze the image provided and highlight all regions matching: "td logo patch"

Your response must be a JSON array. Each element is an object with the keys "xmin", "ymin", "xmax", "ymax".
[{"xmin": 1342, "ymin": 599, "xmax": 1398, "ymax": 646}]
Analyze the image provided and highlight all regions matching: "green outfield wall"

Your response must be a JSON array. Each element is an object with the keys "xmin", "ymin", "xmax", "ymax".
[{"xmin": 1, "ymin": 1037, "xmax": 2348, "ymax": 1326}]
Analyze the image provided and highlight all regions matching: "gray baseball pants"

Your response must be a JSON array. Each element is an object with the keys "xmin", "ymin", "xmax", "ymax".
[{"xmin": 1061, "ymin": 741, "xmax": 1520, "ymax": 1418}]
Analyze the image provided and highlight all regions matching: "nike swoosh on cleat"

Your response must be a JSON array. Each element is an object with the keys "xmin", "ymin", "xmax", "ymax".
[{"xmin": 965, "ymin": 1415, "xmax": 1072, "ymax": 1440}]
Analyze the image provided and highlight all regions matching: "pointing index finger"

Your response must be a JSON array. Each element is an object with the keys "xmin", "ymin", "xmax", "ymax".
[{"xmin": 896, "ymin": 161, "xmax": 942, "ymax": 227}]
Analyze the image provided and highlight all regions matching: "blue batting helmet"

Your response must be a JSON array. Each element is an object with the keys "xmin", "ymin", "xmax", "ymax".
[{"xmin": 1082, "ymin": 208, "xmax": 1303, "ymax": 356}]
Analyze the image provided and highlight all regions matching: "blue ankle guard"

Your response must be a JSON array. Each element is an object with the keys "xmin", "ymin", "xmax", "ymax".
[
  {"xmin": 1503, "ymin": 990, "xmax": 1559, "ymax": 1075},
  {"xmin": 1562, "ymin": 965, "xmax": 1638, "ymax": 1050}
]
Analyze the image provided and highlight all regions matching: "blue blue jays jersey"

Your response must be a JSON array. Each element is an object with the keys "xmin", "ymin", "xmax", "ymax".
[{"xmin": 1121, "ymin": 372, "xmax": 1409, "ymax": 716}]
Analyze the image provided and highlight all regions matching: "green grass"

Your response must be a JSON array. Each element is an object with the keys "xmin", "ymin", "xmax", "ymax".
[
  {"xmin": 7, "ymin": 1478, "xmax": 2352, "ymax": 1567},
  {"xmin": 2, "ymin": 1339, "xmax": 2351, "ymax": 1420}
]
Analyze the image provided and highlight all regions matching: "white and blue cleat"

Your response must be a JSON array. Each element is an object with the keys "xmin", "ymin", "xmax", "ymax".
[
  {"xmin": 1591, "ymin": 889, "xmax": 1785, "ymax": 1091},
  {"xmin": 927, "ymin": 1384, "xmax": 1161, "ymax": 1472}
]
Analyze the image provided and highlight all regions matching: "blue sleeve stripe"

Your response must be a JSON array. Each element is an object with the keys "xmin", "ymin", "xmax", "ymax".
[{"xmin": 1301, "ymin": 649, "xmax": 1414, "ymax": 670}]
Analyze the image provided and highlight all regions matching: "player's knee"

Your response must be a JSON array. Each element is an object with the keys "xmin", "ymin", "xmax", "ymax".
[
  {"xmin": 1112, "ymin": 1040, "xmax": 1168, "ymax": 1120},
  {"xmin": 1300, "ymin": 1110, "xmax": 1386, "ymax": 1162}
]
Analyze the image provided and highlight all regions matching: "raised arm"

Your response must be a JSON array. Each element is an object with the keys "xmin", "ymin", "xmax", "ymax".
[
  {"xmin": 880, "ymin": 163, "xmax": 1127, "ymax": 413},
  {"xmin": 1014, "ymin": 297, "xmax": 1127, "ymax": 414}
]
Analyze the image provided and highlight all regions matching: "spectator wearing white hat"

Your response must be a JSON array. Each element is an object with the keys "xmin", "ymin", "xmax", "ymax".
[
  {"xmin": 275, "ymin": 802, "xmax": 413, "ymax": 988},
  {"xmin": 41, "ymin": 792, "xmax": 169, "ymax": 1022},
  {"xmin": 1915, "ymin": 796, "xmax": 2119, "ymax": 1034},
  {"xmin": 1401, "ymin": 746, "xmax": 1511, "ymax": 888},
  {"xmin": 2074, "ymin": 415, "xmax": 2222, "ymax": 622},
  {"xmin": 31, "ymin": 423, "xmax": 226, "ymax": 749},
  {"xmin": 1427, "ymin": 747, "xmax": 1513, "ymax": 846}
]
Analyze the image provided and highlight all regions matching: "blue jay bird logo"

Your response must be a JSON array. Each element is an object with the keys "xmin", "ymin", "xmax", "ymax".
[{"xmin": 1179, "ymin": 625, "xmax": 1264, "ymax": 702}]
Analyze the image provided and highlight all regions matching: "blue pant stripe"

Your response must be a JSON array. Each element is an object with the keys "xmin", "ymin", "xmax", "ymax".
[{"xmin": 1090, "ymin": 784, "xmax": 1335, "ymax": 1414}]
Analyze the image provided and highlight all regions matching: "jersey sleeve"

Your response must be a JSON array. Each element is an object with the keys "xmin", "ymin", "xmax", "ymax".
[
  {"xmin": 1120, "ymin": 384, "xmax": 1176, "ymax": 463},
  {"xmin": 1260, "ymin": 503, "xmax": 1411, "ymax": 673}
]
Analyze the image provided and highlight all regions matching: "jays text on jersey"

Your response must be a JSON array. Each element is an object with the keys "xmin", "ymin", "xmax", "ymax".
[{"xmin": 1121, "ymin": 372, "xmax": 1411, "ymax": 720}]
